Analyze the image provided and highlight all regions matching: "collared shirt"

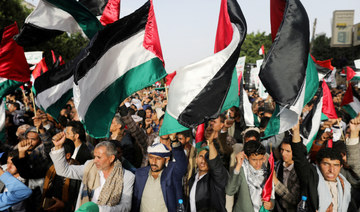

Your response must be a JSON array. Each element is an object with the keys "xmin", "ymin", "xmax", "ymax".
[
  {"xmin": 325, "ymin": 181, "xmax": 338, "ymax": 212},
  {"xmin": 71, "ymin": 145, "xmax": 81, "ymax": 160},
  {"xmin": 91, "ymin": 171, "xmax": 106, "ymax": 204},
  {"xmin": 140, "ymin": 170, "xmax": 167, "ymax": 212},
  {"xmin": 190, "ymin": 172, "xmax": 207, "ymax": 212},
  {"xmin": 282, "ymin": 163, "xmax": 294, "ymax": 187}
]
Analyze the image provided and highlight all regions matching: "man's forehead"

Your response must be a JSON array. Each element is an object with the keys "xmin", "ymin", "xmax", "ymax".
[
  {"xmin": 249, "ymin": 154, "xmax": 265, "ymax": 159},
  {"xmin": 321, "ymin": 158, "xmax": 341, "ymax": 165}
]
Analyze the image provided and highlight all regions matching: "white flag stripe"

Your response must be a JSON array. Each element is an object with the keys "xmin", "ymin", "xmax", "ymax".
[
  {"xmin": 35, "ymin": 75, "xmax": 73, "ymax": 110},
  {"xmin": 74, "ymin": 30, "xmax": 156, "ymax": 120},
  {"xmin": 167, "ymin": 24, "xmax": 240, "ymax": 119},
  {"xmin": 242, "ymin": 88, "xmax": 254, "ymax": 126},
  {"xmin": 26, "ymin": 0, "xmax": 82, "ymax": 33},
  {"xmin": 349, "ymin": 96, "xmax": 360, "ymax": 114},
  {"xmin": 302, "ymin": 96, "xmax": 323, "ymax": 146},
  {"xmin": 0, "ymin": 101, "xmax": 5, "ymax": 131}
]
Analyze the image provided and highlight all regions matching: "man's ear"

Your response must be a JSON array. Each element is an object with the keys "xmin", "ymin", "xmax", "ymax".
[
  {"xmin": 74, "ymin": 133, "xmax": 79, "ymax": 140},
  {"xmin": 244, "ymin": 154, "xmax": 248, "ymax": 160},
  {"xmin": 110, "ymin": 155, "xmax": 116, "ymax": 163},
  {"xmin": 186, "ymin": 137, "xmax": 190, "ymax": 143}
]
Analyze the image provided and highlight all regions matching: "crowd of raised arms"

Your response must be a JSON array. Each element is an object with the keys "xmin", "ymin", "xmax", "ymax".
[{"xmin": 1, "ymin": 83, "xmax": 360, "ymax": 212}]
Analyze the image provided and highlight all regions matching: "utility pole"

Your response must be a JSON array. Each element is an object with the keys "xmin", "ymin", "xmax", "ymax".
[{"xmin": 310, "ymin": 18, "xmax": 317, "ymax": 53}]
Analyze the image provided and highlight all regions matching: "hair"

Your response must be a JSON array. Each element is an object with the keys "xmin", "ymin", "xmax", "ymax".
[
  {"xmin": 9, "ymin": 102, "xmax": 20, "ymax": 110},
  {"xmin": 177, "ymin": 129, "xmax": 192, "ymax": 139},
  {"xmin": 66, "ymin": 121, "xmax": 86, "ymax": 142},
  {"xmin": 259, "ymin": 117, "xmax": 271, "ymax": 129},
  {"xmin": 243, "ymin": 129, "xmax": 260, "ymax": 142},
  {"xmin": 244, "ymin": 140, "xmax": 266, "ymax": 157},
  {"xmin": 332, "ymin": 141, "xmax": 346, "ymax": 156},
  {"xmin": 8, "ymin": 150, "xmax": 19, "ymax": 158},
  {"xmin": 113, "ymin": 114, "xmax": 125, "ymax": 130},
  {"xmin": 63, "ymin": 138, "xmax": 75, "ymax": 155},
  {"xmin": 316, "ymin": 147, "xmax": 344, "ymax": 165},
  {"xmin": 219, "ymin": 113, "xmax": 226, "ymax": 123},
  {"xmin": 95, "ymin": 141, "xmax": 117, "ymax": 157}
]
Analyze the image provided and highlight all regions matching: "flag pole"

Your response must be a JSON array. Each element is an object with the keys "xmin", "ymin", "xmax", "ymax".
[
  {"xmin": 30, "ymin": 89, "xmax": 37, "ymax": 117},
  {"xmin": 21, "ymin": 89, "xmax": 28, "ymax": 110},
  {"xmin": 337, "ymin": 119, "xmax": 346, "ymax": 142}
]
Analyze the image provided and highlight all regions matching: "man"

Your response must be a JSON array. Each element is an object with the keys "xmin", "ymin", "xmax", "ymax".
[
  {"xmin": 65, "ymin": 121, "xmax": 93, "ymax": 164},
  {"xmin": 1, "ymin": 151, "xmax": 31, "ymax": 211},
  {"xmin": 273, "ymin": 137, "xmax": 301, "ymax": 212},
  {"xmin": 186, "ymin": 131, "xmax": 229, "ymax": 212},
  {"xmin": 226, "ymin": 140, "xmax": 274, "ymax": 212},
  {"xmin": 291, "ymin": 123, "xmax": 352, "ymax": 211},
  {"xmin": 132, "ymin": 141, "xmax": 187, "ymax": 212},
  {"xmin": 50, "ymin": 132, "xmax": 135, "ymax": 211},
  {"xmin": 41, "ymin": 139, "xmax": 81, "ymax": 211},
  {"xmin": 0, "ymin": 164, "xmax": 32, "ymax": 211}
]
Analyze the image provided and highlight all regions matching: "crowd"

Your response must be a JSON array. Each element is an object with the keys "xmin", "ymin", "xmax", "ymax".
[{"xmin": 1, "ymin": 82, "xmax": 360, "ymax": 212}]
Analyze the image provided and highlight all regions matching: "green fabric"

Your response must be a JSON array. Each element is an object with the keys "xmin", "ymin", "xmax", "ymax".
[
  {"xmin": 0, "ymin": 79, "xmax": 23, "ymax": 98},
  {"xmin": 46, "ymin": 0, "xmax": 104, "ymax": 39},
  {"xmin": 321, "ymin": 112, "xmax": 329, "ymax": 121},
  {"xmin": 342, "ymin": 105, "xmax": 358, "ymax": 119},
  {"xmin": 76, "ymin": 202, "xmax": 99, "ymax": 212},
  {"xmin": 259, "ymin": 205, "xmax": 269, "ymax": 212},
  {"xmin": 159, "ymin": 111, "xmax": 189, "ymax": 136},
  {"xmin": 221, "ymin": 68, "xmax": 240, "ymax": 113},
  {"xmin": 83, "ymin": 58, "xmax": 167, "ymax": 138}
]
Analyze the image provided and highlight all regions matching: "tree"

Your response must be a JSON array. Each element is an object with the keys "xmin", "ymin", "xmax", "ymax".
[
  {"xmin": 311, "ymin": 34, "xmax": 360, "ymax": 69},
  {"xmin": 0, "ymin": 0, "xmax": 31, "ymax": 28},
  {"xmin": 240, "ymin": 32, "xmax": 272, "ymax": 64}
]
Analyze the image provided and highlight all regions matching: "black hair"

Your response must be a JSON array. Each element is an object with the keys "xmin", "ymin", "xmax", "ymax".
[
  {"xmin": 332, "ymin": 141, "xmax": 346, "ymax": 155},
  {"xmin": 259, "ymin": 117, "xmax": 271, "ymax": 129},
  {"xmin": 63, "ymin": 138, "xmax": 75, "ymax": 155},
  {"xmin": 244, "ymin": 130, "xmax": 260, "ymax": 142},
  {"xmin": 316, "ymin": 147, "xmax": 344, "ymax": 165},
  {"xmin": 219, "ymin": 113, "xmax": 226, "ymax": 123},
  {"xmin": 66, "ymin": 121, "xmax": 86, "ymax": 142},
  {"xmin": 9, "ymin": 102, "xmax": 20, "ymax": 110},
  {"xmin": 244, "ymin": 140, "xmax": 266, "ymax": 157},
  {"xmin": 177, "ymin": 129, "xmax": 192, "ymax": 138},
  {"xmin": 8, "ymin": 150, "xmax": 19, "ymax": 158}
]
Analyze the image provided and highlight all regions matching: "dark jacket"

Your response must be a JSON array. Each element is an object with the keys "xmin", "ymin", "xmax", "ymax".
[
  {"xmin": 132, "ymin": 145, "xmax": 187, "ymax": 212},
  {"xmin": 75, "ymin": 143, "xmax": 93, "ymax": 165},
  {"xmin": 291, "ymin": 142, "xmax": 319, "ymax": 212},
  {"xmin": 187, "ymin": 155, "xmax": 228, "ymax": 212}
]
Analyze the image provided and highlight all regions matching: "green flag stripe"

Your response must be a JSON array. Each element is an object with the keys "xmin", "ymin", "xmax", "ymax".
[
  {"xmin": 82, "ymin": 58, "xmax": 167, "ymax": 138},
  {"xmin": 221, "ymin": 68, "xmax": 240, "ymax": 113},
  {"xmin": 45, "ymin": 0, "xmax": 104, "ymax": 39}
]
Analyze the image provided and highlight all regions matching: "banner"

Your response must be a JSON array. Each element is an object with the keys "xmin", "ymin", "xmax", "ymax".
[
  {"xmin": 331, "ymin": 10, "xmax": 354, "ymax": 47},
  {"xmin": 25, "ymin": 51, "xmax": 43, "ymax": 65},
  {"xmin": 256, "ymin": 59, "xmax": 268, "ymax": 99},
  {"xmin": 235, "ymin": 56, "xmax": 246, "ymax": 78}
]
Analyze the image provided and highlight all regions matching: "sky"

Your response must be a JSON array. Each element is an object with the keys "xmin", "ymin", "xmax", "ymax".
[{"xmin": 25, "ymin": 0, "xmax": 360, "ymax": 72}]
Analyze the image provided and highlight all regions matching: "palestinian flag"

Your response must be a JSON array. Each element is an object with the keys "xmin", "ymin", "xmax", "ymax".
[
  {"xmin": 160, "ymin": 0, "xmax": 247, "ymax": 136},
  {"xmin": 259, "ymin": 152, "xmax": 275, "ymax": 212},
  {"xmin": 344, "ymin": 66, "xmax": 360, "ymax": 81},
  {"xmin": 73, "ymin": 0, "xmax": 167, "ymax": 138},
  {"xmin": 300, "ymin": 85, "xmax": 323, "ymax": 151},
  {"xmin": 0, "ymin": 23, "xmax": 30, "ymax": 98},
  {"xmin": 33, "ymin": 62, "xmax": 75, "ymax": 120},
  {"xmin": 321, "ymin": 80, "xmax": 338, "ymax": 120},
  {"xmin": 341, "ymin": 83, "xmax": 360, "ymax": 119},
  {"xmin": 30, "ymin": 57, "xmax": 49, "ymax": 84},
  {"xmin": 262, "ymin": 0, "xmax": 318, "ymax": 138},
  {"xmin": 310, "ymin": 55, "xmax": 333, "ymax": 81},
  {"xmin": 15, "ymin": 0, "xmax": 103, "ymax": 47},
  {"xmin": 79, "ymin": 0, "xmax": 108, "ymax": 16}
]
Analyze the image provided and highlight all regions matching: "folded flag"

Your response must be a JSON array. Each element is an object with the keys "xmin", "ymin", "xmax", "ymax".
[
  {"xmin": 0, "ymin": 23, "xmax": 29, "ymax": 98},
  {"xmin": 239, "ymin": 72, "xmax": 254, "ymax": 126},
  {"xmin": 15, "ymin": 0, "xmax": 103, "ymax": 46},
  {"xmin": 300, "ymin": 85, "xmax": 323, "ymax": 151},
  {"xmin": 79, "ymin": 0, "xmax": 108, "ymax": 16},
  {"xmin": 160, "ymin": 0, "xmax": 247, "ymax": 136},
  {"xmin": 31, "ymin": 57, "xmax": 48, "ymax": 84},
  {"xmin": 100, "ymin": 0, "xmax": 120, "ymax": 26},
  {"xmin": 258, "ymin": 45, "xmax": 265, "ymax": 56},
  {"xmin": 259, "ymin": 152, "xmax": 274, "ymax": 212},
  {"xmin": 341, "ymin": 83, "xmax": 360, "ymax": 119},
  {"xmin": 165, "ymin": 71, "xmax": 176, "ymax": 87},
  {"xmin": 73, "ymin": 0, "xmax": 167, "ymax": 138},
  {"xmin": 262, "ymin": 0, "xmax": 318, "ymax": 138},
  {"xmin": 344, "ymin": 66, "xmax": 360, "ymax": 81},
  {"xmin": 310, "ymin": 55, "xmax": 333, "ymax": 81},
  {"xmin": 33, "ymin": 61, "xmax": 75, "ymax": 120},
  {"xmin": 321, "ymin": 80, "xmax": 338, "ymax": 120}
]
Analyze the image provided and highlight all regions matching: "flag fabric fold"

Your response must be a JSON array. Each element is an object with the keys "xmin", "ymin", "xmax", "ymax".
[
  {"xmin": 258, "ymin": 45, "xmax": 265, "ymax": 56},
  {"xmin": 321, "ymin": 80, "xmax": 338, "ymax": 120},
  {"xmin": 33, "ymin": 61, "xmax": 75, "ymax": 120},
  {"xmin": 15, "ymin": 0, "xmax": 104, "ymax": 46},
  {"xmin": 239, "ymin": 73, "xmax": 254, "ymax": 126},
  {"xmin": 300, "ymin": 85, "xmax": 323, "ymax": 151},
  {"xmin": 345, "ymin": 66, "xmax": 360, "ymax": 81},
  {"xmin": 341, "ymin": 83, "xmax": 360, "ymax": 119},
  {"xmin": 160, "ymin": 0, "xmax": 247, "ymax": 136},
  {"xmin": 100, "ymin": 0, "xmax": 120, "ymax": 26},
  {"xmin": 262, "ymin": 0, "xmax": 319, "ymax": 138},
  {"xmin": 0, "ymin": 23, "xmax": 30, "ymax": 83},
  {"xmin": 310, "ymin": 55, "xmax": 333, "ymax": 81},
  {"xmin": 259, "ymin": 152, "xmax": 275, "ymax": 212},
  {"xmin": 73, "ymin": 0, "xmax": 167, "ymax": 138},
  {"xmin": 31, "ymin": 57, "xmax": 49, "ymax": 84}
]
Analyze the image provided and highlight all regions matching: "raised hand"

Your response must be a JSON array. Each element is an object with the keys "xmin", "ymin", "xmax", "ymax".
[
  {"xmin": 234, "ymin": 151, "xmax": 245, "ymax": 172},
  {"xmin": 52, "ymin": 132, "xmax": 66, "ymax": 150},
  {"xmin": 18, "ymin": 139, "xmax": 32, "ymax": 158}
]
